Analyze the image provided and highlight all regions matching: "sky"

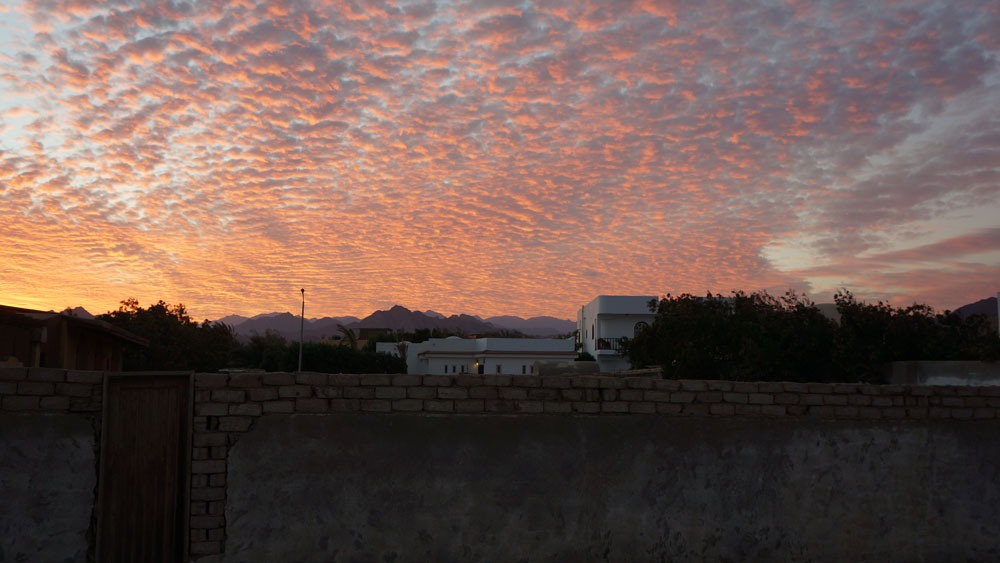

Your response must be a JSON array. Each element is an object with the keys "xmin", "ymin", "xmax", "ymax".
[{"xmin": 1, "ymin": 0, "xmax": 998, "ymax": 321}]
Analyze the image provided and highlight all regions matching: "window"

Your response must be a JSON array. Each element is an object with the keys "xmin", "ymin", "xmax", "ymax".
[
  {"xmin": 521, "ymin": 365, "xmax": 526, "ymax": 374},
  {"xmin": 634, "ymin": 321, "xmax": 650, "ymax": 336},
  {"xmin": 496, "ymin": 364, "xmax": 502, "ymax": 374}
]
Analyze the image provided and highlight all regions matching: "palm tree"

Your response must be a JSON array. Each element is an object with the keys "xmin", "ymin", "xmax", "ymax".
[{"xmin": 337, "ymin": 324, "xmax": 358, "ymax": 349}]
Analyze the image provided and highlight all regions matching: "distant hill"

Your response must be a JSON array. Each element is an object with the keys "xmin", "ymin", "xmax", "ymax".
[
  {"xmin": 955, "ymin": 296, "xmax": 998, "ymax": 334},
  {"xmin": 485, "ymin": 315, "xmax": 576, "ymax": 336},
  {"xmin": 351, "ymin": 305, "xmax": 496, "ymax": 334}
]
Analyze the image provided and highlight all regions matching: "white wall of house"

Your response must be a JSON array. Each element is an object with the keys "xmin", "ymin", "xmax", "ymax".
[
  {"xmin": 381, "ymin": 337, "xmax": 576, "ymax": 375},
  {"xmin": 577, "ymin": 295, "xmax": 657, "ymax": 372}
]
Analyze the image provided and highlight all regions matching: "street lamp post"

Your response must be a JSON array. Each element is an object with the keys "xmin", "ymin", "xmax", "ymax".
[{"xmin": 298, "ymin": 288, "xmax": 305, "ymax": 372}]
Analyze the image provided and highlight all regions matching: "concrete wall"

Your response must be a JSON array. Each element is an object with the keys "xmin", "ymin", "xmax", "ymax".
[
  {"xmin": 221, "ymin": 414, "xmax": 1000, "ymax": 562},
  {"xmin": 0, "ymin": 414, "xmax": 97, "ymax": 562},
  {"xmin": 888, "ymin": 361, "xmax": 1000, "ymax": 386}
]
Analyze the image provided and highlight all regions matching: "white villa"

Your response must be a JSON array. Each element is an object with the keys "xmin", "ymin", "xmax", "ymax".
[
  {"xmin": 377, "ymin": 337, "xmax": 576, "ymax": 375},
  {"xmin": 577, "ymin": 295, "xmax": 657, "ymax": 372}
]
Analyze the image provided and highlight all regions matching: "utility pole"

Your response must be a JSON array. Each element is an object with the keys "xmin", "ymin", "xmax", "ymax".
[{"xmin": 298, "ymin": 288, "xmax": 305, "ymax": 372}]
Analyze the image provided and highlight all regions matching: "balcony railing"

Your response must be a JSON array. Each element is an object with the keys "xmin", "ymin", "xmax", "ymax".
[{"xmin": 596, "ymin": 338, "xmax": 623, "ymax": 353}]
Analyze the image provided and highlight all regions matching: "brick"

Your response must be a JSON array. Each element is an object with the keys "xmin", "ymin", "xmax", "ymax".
[
  {"xmin": 544, "ymin": 401, "xmax": 572, "ymax": 413},
  {"xmin": 247, "ymin": 387, "xmax": 278, "ymax": 401},
  {"xmin": 257, "ymin": 372, "xmax": 293, "ymax": 385},
  {"xmin": 392, "ymin": 375, "xmax": 422, "ymax": 386},
  {"xmin": 701, "ymin": 380, "xmax": 729, "ymax": 391},
  {"xmin": 656, "ymin": 403, "xmax": 683, "ymax": 414},
  {"xmin": 296, "ymin": 372, "xmax": 327, "ymax": 385},
  {"xmin": 696, "ymin": 391, "xmax": 723, "ymax": 403},
  {"xmin": 654, "ymin": 380, "xmax": 681, "ymax": 391},
  {"xmin": 0, "ymin": 368, "xmax": 27, "ymax": 381},
  {"xmin": 883, "ymin": 408, "xmax": 906, "ymax": 419},
  {"xmin": 328, "ymin": 374, "xmax": 360, "ymax": 386},
  {"xmin": 407, "ymin": 387, "xmax": 437, "ymax": 399},
  {"xmin": 732, "ymin": 382, "xmax": 758, "ymax": 393},
  {"xmin": 375, "ymin": 387, "xmax": 406, "ymax": 400},
  {"xmin": 425, "ymin": 400, "xmax": 454, "ymax": 412},
  {"xmin": 617, "ymin": 389, "xmax": 641, "ymax": 401},
  {"xmin": 629, "ymin": 402, "xmax": 655, "ymax": 414},
  {"xmin": 573, "ymin": 402, "xmax": 601, "ymax": 413},
  {"xmin": 227, "ymin": 373, "xmax": 261, "ymax": 387},
  {"xmin": 599, "ymin": 378, "xmax": 625, "ymax": 389},
  {"xmin": 973, "ymin": 408, "xmax": 995, "ymax": 419},
  {"xmin": 211, "ymin": 389, "xmax": 245, "ymax": 403},
  {"xmin": 626, "ymin": 377, "xmax": 655, "ymax": 390},
  {"xmin": 482, "ymin": 375, "xmax": 511, "ymax": 386},
  {"xmin": 671, "ymin": 392, "xmax": 695, "ymax": 403},
  {"xmin": 928, "ymin": 407, "xmax": 951, "ymax": 418},
  {"xmin": 191, "ymin": 487, "xmax": 225, "ymax": 501},
  {"xmin": 209, "ymin": 473, "xmax": 226, "ymax": 487},
  {"xmin": 209, "ymin": 446, "xmax": 227, "ymax": 459},
  {"xmin": 207, "ymin": 528, "xmax": 225, "ymax": 541},
  {"xmin": 422, "ymin": 375, "xmax": 452, "ymax": 387},
  {"xmin": 758, "ymin": 382, "xmax": 783, "ymax": 393},
  {"xmin": 194, "ymin": 433, "xmax": 227, "ymax": 447},
  {"xmin": 208, "ymin": 501, "xmax": 225, "ymax": 515},
  {"xmin": 723, "ymin": 392, "xmax": 749, "ymax": 404},
  {"xmin": 195, "ymin": 373, "xmax": 228, "ymax": 388},
  {"xmin": 679, "ymin": 380, "xmax": 708, "ymax": 391},
  {"xmin": 879, "ymin": 385, "xmax": 905, "ymax": 395},
  {"xmin": 392, "ymin": 399, "xmax": 423, "ymax": 411},
  {"xmin": 455, "ymin": 399, "xmax": 485, "ymax": 413},
  {"xmin": 748, "ymin": 393, "xmax": 773, "ymax": 405},
  {"xmin": 905, "ymin": 407, "xmax": 927, "ymax": 419},
  {"xmin": 455, "ymin": 375, "xmax": 484, "ymax": 387},
  {"xmin": 296, "ymin": 398, "xmax": 328, "ymax": 413},
  {"xmin": 218, "ymin": 416, "xmax": 253, "ymax": 432},
  {"xmin": 871, "ymin": 396, "xmax": 893, "ymax": 407},
  {"xmin": 542, "ymin": 376, "xmax": 571, "ymax": 388},
  {"xmin": 951, "ymin": 408, "xmax": 974, "ymax": 420},
  {"xmin": 17, "ymin": 381, "xmax": 54, "ymax": 395},
  {"xmin": 190, "ymin": 501, "xmax": 207, "ymax": 516},
  {"xmin": 600, "ymin": 389, "xmax": 617, "ymax": 401},
  {"xmin": 775, "ymin": 393, "xmax": 800, "ymax": 405},
  {"xmin": 528, "ymin": 388, "xmax": 560, "ymax": 401},
  {"xmin": 329, "ymin": 399, "xmax": 360, "ymax": 412},
  {"xmin": 196, "ymin": 403, "xmax": 228, "ymax": 416},
  {"xmin": 190, "ymin": 516, "xmax": 225, "ymax": 529},
  {"xmin": 710, "ymin": 404, "xmax": 735, "ymax": 415},
  {"xmin": 963, "ymin": 397, "xmax": 986, "ymax": 408},
  {"xmin": 909, "ymin": 386, "xmax": 934, "ymax": 396},
  {"xmin": 858, "ymin": 384, "xmax": 879, "ymax": 395},
  {"xmin": 787, "ymin": 405, "xmax": 807, "ymax": 415},
  {"xmin": 572, "ymin": 377, "xmax": 601, "ymax": 388},
  {"xmin": 344, "ymin": 386, "xmax": 374, "ymax": 399},
  {"xmin": 734, "ymin": 404, "xmax": 761, "ymax": 415},
  {"xmin": 497, "ymin": 387, "xmax": 528, "ymax": 401},
  {"xmin": 66, "ymin": 371, "xmax": 102, "ymax": 384},
  {"xmin": 941, "ymin": 397, "xmax": 964, "ymax": 408},
  {"xmin": 859, "ymin": 407, "xmax": 882, "ymax": 419},
  {"xmin": 263, "ymin": 400, "xmax": 294, "ymax": 413},
  {"xmin": 833, "ymin": 406, "xmax": 857, "ymax": 418},
  {"xmin": 278, "ymin": 385, "xmax": 311, "ymax": 398},
  {"xmin": 439, "ymin": 387, "xmax": 470, "ymax": 400},
  {"xmin": 469, "ymin": 386, "xmax": 499, "ymax": 399},
  {"xmin": 823, "ymin": 395, "xmax": 847, "ymax": 406},
  {"xmin": 27, "ymin": 368, "xmax": 65, "ymax": 381},
  {"xmin": 808, "ymin": 406, "xmax": 835, "ymax": 417},
  {"xmin": 807, "ymin": 383, "xmax": 833, "ymax": 393},
  {"xmin": 40, "ymin": 396, "xmax": 70, "ymax": 410},
  {"xmin": 0, "ymin": 382, "xmax": 15, "ymax": 394},
  {"xmin": 759, "ymin": 405, "xmax": 786, "ymax": 416},
  {"xmin": 56, "ymin": 382, "xmax": 92, "ymax": 397},
  {"xmin": 360, "ymin": 374, "xmax": 391, "ymax": 386},
  {"xmin": 361, "ymin": 399, "xmax": 391, "ymax": 412},
  {"xmin": 644, "ymin": 391, "xmax": 671, "ymax": 402},
  {"xmin": 978, "ymin": 387, "xmax": 1000, "ymax": 397},
  {"xmin": 782, "ymin": 382, "xmax": 808, "ymax": 393},
  {"xmin": 192, "ymin": 460, "xmax": 226, "ymax": 474},
  {"xmin": 848, "ymin": 395, "xmax": 872, "ymax": 406}
]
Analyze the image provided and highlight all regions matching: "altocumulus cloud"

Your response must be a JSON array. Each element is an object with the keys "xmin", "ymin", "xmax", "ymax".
[{"xmin": 0, "ymin": 0, "xmax": 998, "ymax": 319}]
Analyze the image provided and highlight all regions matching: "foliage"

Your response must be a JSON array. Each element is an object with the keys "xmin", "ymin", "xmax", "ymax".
[
  {"xmin": 100, "ymin": 298, "xmax": 238, "ymax": 372},
  {"xmin": 576, "ymin": 351, "xmax": 596, "ymax": 362},
  {"xmin": 626, "ymin": 289, "xmax": 1000, "ymax": 383}
]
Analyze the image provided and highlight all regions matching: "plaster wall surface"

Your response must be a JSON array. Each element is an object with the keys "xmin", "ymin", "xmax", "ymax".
[
  {"xmin": 224, "ymin": 413, "xmax": 1000, "ymax": 562},
  {"xmin": 0, "ymin": 414, "xmax": 95, "ymax": 562}
]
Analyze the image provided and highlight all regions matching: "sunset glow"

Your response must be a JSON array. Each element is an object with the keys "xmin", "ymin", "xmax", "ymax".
[{"xmin": 1, "ymin": 0, "xmax": 998, "ymax": 320}]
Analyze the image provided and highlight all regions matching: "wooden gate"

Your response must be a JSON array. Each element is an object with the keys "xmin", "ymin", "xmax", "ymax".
[{"xmin": 97, "ymin": 373, "xmax": 192, "ymax": 562}]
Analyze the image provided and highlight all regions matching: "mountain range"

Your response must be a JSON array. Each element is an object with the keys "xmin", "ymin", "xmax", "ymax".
[{"xmin": 220, "ymin": 305, "xmax": 577, "ymax": 341}]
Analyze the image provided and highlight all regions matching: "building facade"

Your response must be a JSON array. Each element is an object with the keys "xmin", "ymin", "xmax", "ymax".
[
  {"xmin": 377, "ymin": 337, "xmax": 576, "ymax": 375},
  {"xmin": 577, "ymin": 295, "xmax": 657, "ymax": 372}
]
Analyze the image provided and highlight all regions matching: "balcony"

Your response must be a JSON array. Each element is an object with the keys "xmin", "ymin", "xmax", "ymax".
[{"xmin": 595, "ymin": 337, "xmax": 623, "ymax": 354}]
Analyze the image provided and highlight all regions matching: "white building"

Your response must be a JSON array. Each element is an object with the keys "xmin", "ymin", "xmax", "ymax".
[
  {"xmin": 377, "ymin": 337, "xmax": 576, "ymax": 375},
  {"xmin": 577, "ymin": 295, "xmax": 657, "ymax": 372}
]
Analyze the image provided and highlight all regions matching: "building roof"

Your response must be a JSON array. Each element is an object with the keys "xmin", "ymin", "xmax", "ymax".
[{"xmin": 0, "ymin": 304, "xmax": 149, "ymax": 346}]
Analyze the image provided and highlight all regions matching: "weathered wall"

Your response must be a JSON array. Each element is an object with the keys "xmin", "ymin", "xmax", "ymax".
[
  {"xmin": 0, "ymin": 414, "xmax": 97, "ymax": 562},
  {"xmin": 221, "ymin": 414, "xmax": 1000, "ymax": 562}
]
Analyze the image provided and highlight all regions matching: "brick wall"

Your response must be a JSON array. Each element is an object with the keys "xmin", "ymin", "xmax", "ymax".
[{"xmin": 3, "ymin": 367, "xmax": 1000, "ymax": 560}]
